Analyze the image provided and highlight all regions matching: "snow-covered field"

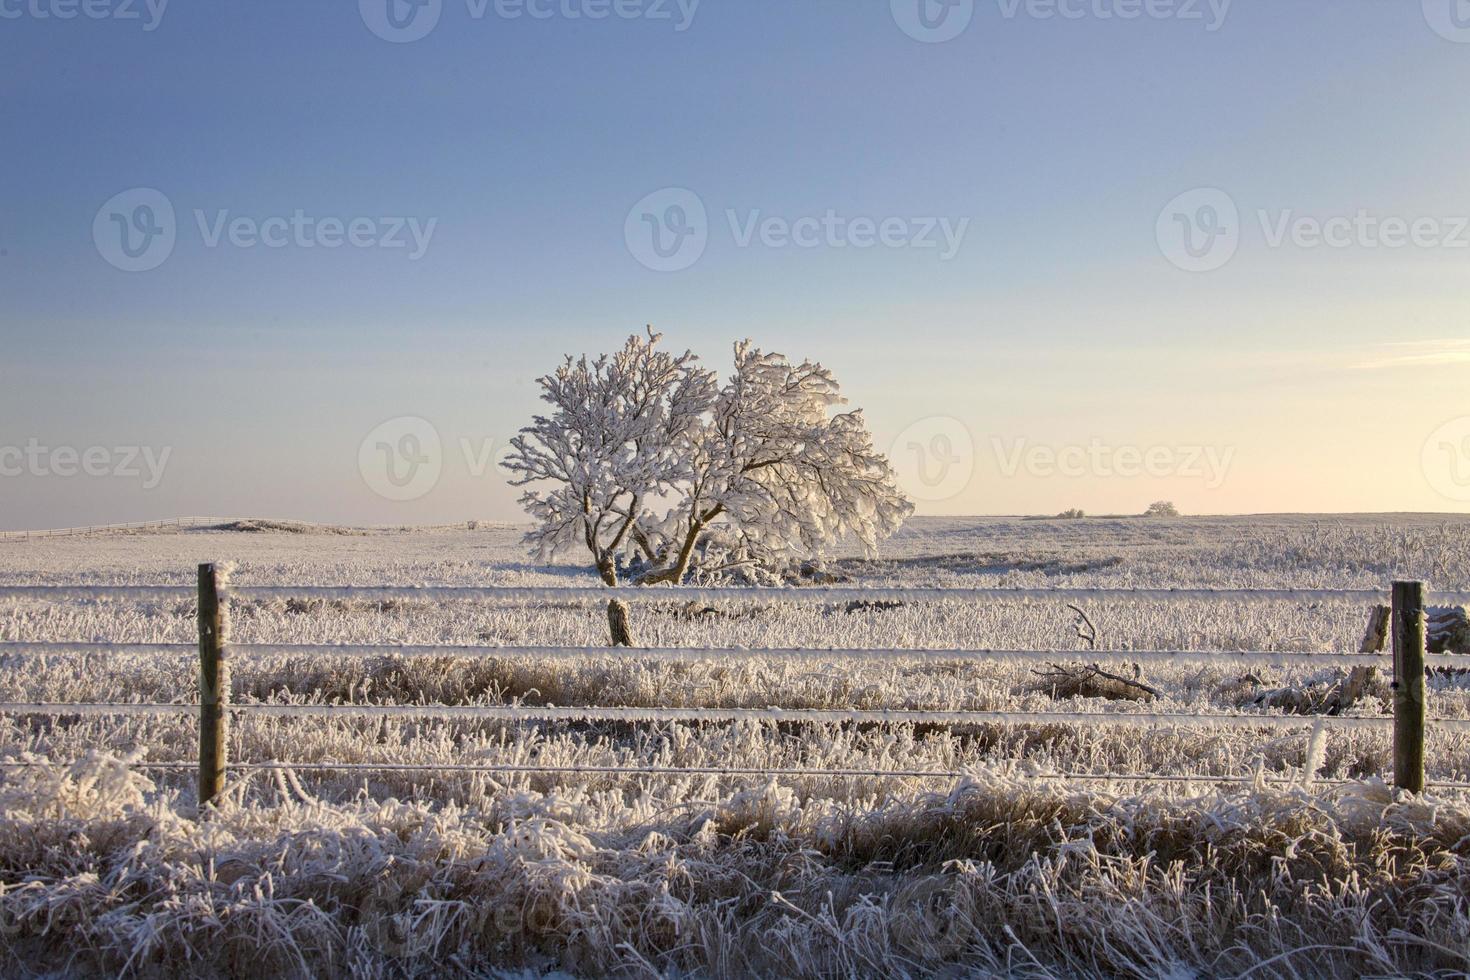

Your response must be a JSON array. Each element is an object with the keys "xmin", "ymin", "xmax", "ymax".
[{"xmin": 1, "ymin": 515, "xmax": 1469, "ymax": 977}]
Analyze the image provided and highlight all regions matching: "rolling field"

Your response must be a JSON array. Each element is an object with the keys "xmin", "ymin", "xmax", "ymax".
[{"xmin": 1, "ymin": 515, "xmax": 1469, "ymax": 977}]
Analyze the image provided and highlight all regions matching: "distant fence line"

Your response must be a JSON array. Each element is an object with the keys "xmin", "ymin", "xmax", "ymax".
[
  {"xmin": 0, "ymin": 517, "xmax": 222, "ymax": 540},
  {"xmin": 0, "ymin": 566, "xmax": 1457, "ymax": 804}
]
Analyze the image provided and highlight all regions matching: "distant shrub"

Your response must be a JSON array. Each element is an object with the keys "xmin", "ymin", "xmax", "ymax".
[
  {"xmin": 1057, "ymin": 508, "xmax": 1086, "ymax": 520},
  {"xmin": 1144, "ymin": 500, "xmax": 1180, "ymax": 518}
]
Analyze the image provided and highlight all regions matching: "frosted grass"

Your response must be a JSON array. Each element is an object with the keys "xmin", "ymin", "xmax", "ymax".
[{"xmin": 2, "ymin": 515, "xmax": 1470, "ymax": 975}]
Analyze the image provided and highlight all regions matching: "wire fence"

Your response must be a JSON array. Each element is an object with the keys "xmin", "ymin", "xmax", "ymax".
[
  {"xmin": 4, "ymin": 699, "xmax": 1463, "ymax": 732},
  {"xmin": 10, "ymin": 640, "xmax": 1470, "ymax": 671},
  {"xmin": 5, "ymin": 583, "xmax": 1470, "ymax": 604},
  {"xmin": 0, "ymin": 565, "xmax": 1460, "ymax": 799},
  {"xmin": 17, "ymin": 758, "xmax": 1468, "ymax": 790}
]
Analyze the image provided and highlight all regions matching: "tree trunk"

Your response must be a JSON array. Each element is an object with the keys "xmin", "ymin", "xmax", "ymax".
[
  {"xmin": 631, "ymin": 526, "xmax": 663, "ymax": 565},
  {"xmin": 632, "ymin": 507, "xmax": 723, "ymax": 586},
  {"xmin": 607, "ymin": 598, "xmax": 636, "ymax": 647}
]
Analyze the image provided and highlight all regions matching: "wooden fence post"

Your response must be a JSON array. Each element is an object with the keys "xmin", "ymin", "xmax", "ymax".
[
  {"xmin": 198, "ymin": 563, "xmax": 227, "ymax": 809},
  {"xmin": 1392, "ymin": 580, "xmax": 1427, "ymax": 794}
]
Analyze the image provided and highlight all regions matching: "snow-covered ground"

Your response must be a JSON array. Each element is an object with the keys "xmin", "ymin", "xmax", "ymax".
[{"xmin": 1, "ymin": 515, "xmax": 1468, "ymax": 976}]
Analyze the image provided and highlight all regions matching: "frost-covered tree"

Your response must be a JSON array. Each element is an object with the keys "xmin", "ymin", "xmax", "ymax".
[
  {"xmin": 504, "ymin": 329, "xmax": 717, "ymax": 590},
  {"xmin": 630, "ymin": 342, "xmax": 913, "ymax": 585},
  {"xmin": 1144, "ymin": 500, "xmax": 1180, "ymax": 518},
  {"xmin": 508, "ymin": 333, "xmax": 912, "ymax": 641}
]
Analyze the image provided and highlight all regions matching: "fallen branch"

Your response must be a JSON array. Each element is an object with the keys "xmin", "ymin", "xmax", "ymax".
[
  {"xmin": 1029, "ymin": 662, "xmax": 1159, "ymax": 702},
  {"xmin": 1067, "ymin": 604, "xmax": 1098, "ymax": 651},
  {"xmin": 1253, "ymin": 665, "xmax": 1379, "ymax": 716}
]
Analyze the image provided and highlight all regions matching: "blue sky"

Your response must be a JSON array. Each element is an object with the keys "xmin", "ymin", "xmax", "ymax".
[{"xmin": 3, "ymin": 0, "xmax": 1470, "ymax": 528}]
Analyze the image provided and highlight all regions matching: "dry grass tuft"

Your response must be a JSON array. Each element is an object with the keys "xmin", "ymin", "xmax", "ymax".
[{"xmin": 0, "ymin": 756, "xmax": 1468, "ymax": 977}]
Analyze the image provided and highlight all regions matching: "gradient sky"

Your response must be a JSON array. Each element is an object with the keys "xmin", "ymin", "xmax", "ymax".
[{"xmin": 3, "ymin": 0, "xmax": 1469, "ymax": 529}]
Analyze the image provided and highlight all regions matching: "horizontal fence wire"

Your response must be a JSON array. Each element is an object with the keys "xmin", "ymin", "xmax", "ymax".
[
  {"xmin": 5, "ymin": 700, "xmax": 1469, "ymax": 732},
  {"xmin": 6, "ymin": 584, "xmax": 1470, "ymax": 603},
  {"xmin": 9, "ymin": 640, "xmax": 1470, "ymax": 671},
  {"xmin": 1, "ymin": 757, "xmax": 1469, "ymax": 791},
  {"xmin": 0, "ymin": 643, "xmax": 196, "ymax": 657},
  {"xmin": 0, "ymin": 760, "xmax": 966, "ymax": 780},
  {"xmin": 223, "ymin": 704, "xmax": 1429, "ymax": 730},
  {"xmin": 204, "ymin": 644, "xmax": 1457, "ymax": 670}
]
